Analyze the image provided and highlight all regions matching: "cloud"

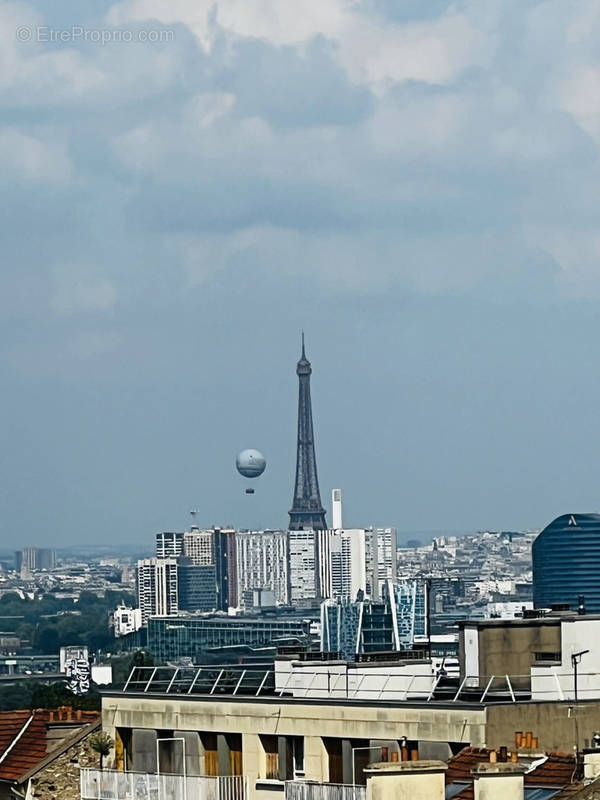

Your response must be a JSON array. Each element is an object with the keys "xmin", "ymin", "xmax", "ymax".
[
  {"xmin": 4, "ymin": 0, "xmax": 600, "ymax": 541},
  {"xmin": 0, "ymin": 127, "xmax": 72, "ymax": 182},
  {"xmin": 3, "ymin": 0, "xmax": 600, "ymax": 322},
  {"xmin": 50, "ymin": 266, "xmax": 117, "ymax": 315}
]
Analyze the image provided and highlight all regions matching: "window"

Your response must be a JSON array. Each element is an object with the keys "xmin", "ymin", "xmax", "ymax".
[
  {"xmin": 260, "ymin": 735, "xmax": 279, "ymax": 779},
  {"xmin": 292, "ymin": 736, "xmax": 304, "ymax": 776},
  {"xmin": 259, "ymin": 735, "xmax": 305, "ymax": 780}
]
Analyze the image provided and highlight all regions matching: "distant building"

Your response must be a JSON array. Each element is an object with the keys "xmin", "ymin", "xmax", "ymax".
[
  {"xmin": 136, "ymin": 558, "xmax": 178, "ymax": 624},
  {"xmin": 155, "ymin": 528, "xmax": 237, "ymax": 613},
  {"xmin": 176, "ymin": 562, "xmax": 217, "ymax": 613},
  {"xmin": 533, "ymin": 512, "xmax": 600, "ymax": 612},
  {"xmin": 114, "ymin": 605, "xmax": 142, "ymax": 637},
  {"xmin": 236, "ymin": 531, "xmax": 290, "ymax": 607},
  {"xmin": 213, "ymin": 528, "xmax": 237, "ymax": 610},
  {"xmin": 321, "ymin": 579, "xmax": 427, "ymax": 660},
  {"xmin": 183, "ymin": 529, "xmax": 214, "ymax": 565},
  {"xmin": 243, "ymin": 588, "xmax": 276, "ymax": 608},
  {"xmin": 155, "ymin": 532, "xmax": 184, "ymax": 559},
  {"xmin": 289, "ymin": 530, "xmax": 318, "ymax": 601},
  {"xmin": 148, "ymin": 614, "xmax": 312, "ymax": 662},
  {"xmin": 15, "ymin": 548, "xmax": 56, "ymax": 573},
  {"xmin": 318, "ymin": 529, "xmax": 367, "ymax": 602},
  {"xmin": 331, "ymin": 489, "xmax": 343, "ymax": 530},
  {"xmin": 365, "ymin": 528, "xmax": 397, "ymax": 599}
]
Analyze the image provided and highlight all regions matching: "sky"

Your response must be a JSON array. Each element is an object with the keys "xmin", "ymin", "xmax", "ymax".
[{"xmin": 2, "ymin": 0, "xmax": 600, "ymax": 546}]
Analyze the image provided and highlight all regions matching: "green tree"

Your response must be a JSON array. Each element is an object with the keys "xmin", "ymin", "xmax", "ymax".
[
  {"xmin": 89, "ymin": 732, "xmax": 113, "ymax": 768},
  {"xmin": 36, "ymin": 627, "xmax": 59, "ymax": 654}
]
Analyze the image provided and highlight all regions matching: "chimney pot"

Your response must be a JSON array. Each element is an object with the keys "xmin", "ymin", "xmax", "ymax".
[{"xmin": 515, "ymin": 732, "xmax": 522, "ymax": 749}]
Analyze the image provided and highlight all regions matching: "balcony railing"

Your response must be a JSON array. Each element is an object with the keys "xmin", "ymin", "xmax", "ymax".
[
  {"xmin": 119, "ymin": 664, "xmax": 600, "ymax": 703},
  {"xmin": 80, "ymin": 769, "xmax": 247, "ymax": 800},
  {"xmin": 285, "ymin": 783, "xmax": 366, "ymax": 800}
]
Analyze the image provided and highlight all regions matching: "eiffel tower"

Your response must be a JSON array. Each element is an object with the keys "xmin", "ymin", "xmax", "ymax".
[{"xmin": 288, "ymin": 335, "xmax": 327, "ymax": 530}]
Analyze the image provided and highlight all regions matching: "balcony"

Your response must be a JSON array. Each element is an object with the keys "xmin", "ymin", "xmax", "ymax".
[
  {"xmin": 80, "ymin": 769, "xmax": 247, "ymax": 800},
  {"xmin": 285, "ymin": 783, "xmax": 365, "ymax": 800}
]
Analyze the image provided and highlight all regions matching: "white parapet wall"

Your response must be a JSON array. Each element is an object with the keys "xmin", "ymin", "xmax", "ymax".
[
  {"xmin": 275, "ymin": 659, "xmax": 436, "ymax": 701},
  {"xmin": 531, "ymin": 617, "xmax": 600, "ymax": 701}
]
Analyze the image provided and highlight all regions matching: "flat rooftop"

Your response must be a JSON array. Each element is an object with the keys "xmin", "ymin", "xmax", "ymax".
[{"xmin": 110, "ymin": 664, "xmax": 596, "ymax": 708}]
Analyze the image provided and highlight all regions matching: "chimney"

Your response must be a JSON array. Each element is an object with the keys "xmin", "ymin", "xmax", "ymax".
[
  {"xmin": 584, "ymin": 748, "xmax": 600, "ymax": 784},
  {"xmin": 332, "ymin": 489, "xmax": 343, "ymax": 530},
  {"xmin": 364, "ymin": 760, "xmax": 447, "ymax": 800},
  {"xmin": 472, "ymin": 762, "xmax": 526, "ymax": 800}
]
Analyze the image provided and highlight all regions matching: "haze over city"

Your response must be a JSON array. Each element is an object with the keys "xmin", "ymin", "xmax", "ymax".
[{"xmin": 3, "ymin": 1, "xmax": 600, "ymax": 546}]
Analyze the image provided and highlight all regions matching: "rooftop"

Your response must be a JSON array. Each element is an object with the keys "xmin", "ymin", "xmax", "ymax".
[
  {"xmin": 0, "ymin": 708, "xmax": 99, "ymax": 783},
  {"xmin": 445, "ymin": 747, "xmax": 577, "ymax": 800}
]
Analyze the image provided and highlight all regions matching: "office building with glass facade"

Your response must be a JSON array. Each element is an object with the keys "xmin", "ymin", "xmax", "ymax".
[
  {"xmin": 533, "ymin": 512, "xmax": 600, "ymax": 612},
  {"xmin": 148, "ymin": 615, "xmax": 312, "ymax": 662},
  {"xmin": 320, "ymin": 579, "xmax": 427, "ymax": 660}
]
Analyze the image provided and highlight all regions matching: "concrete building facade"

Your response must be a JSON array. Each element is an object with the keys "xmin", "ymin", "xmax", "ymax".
[{"xmin": 136, "ymin": 558, "xmax": 179, "ymax": 624}]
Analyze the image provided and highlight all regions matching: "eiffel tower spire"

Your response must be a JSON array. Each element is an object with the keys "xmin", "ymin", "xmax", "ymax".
[{"xmin": 289, "ymin": 336, "xmax": 327, "ymax": 530}]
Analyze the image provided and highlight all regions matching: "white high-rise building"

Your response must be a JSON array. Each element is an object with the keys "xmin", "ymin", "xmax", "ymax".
[
  {"xmin": 155, "ymin": 532, "xmax": 184, "ymax": 559},
  {"xmin": 183, "ymin": 529, "xmax": 214, "ymax": 565},
  {"xmin": 365, "ymin": 527, "xmax": 398, "ymax": 600},
  {"xmin": 236, "ymin": 531, "xmax": 289, "ymax": 607},
  {"xmin": 331, "ymin": 489, "xmax": 343, "ymax": 530},
  {"xmin": 136, "ymin": 558, "xmax": 179, "ymax": 624},
  {"xmin": 318, "ymin": 529, "xmax": 367, "ymax": 602},
  {"xmin": 289, "ymin": 530, "xmax": 318, "ymax": 601}
]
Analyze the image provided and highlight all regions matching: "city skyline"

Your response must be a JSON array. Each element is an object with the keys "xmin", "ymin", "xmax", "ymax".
[
  {"xmin": 4, "ymin": 2, "xmax": 600, "ymax": 546},
  {"xmin": 1, "ymin": 324, "xmax": 594, "ymax": 547}
]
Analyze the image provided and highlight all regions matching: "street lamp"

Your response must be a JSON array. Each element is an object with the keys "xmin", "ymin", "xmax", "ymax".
[
  {"xmin": 572, "ymin": 650, "xmax": 589, "ymax": 705},
  {"xmin": 352, "ymin": 746, "xmax": 383, "ymax": 788},
  {"xmin": 571, "ymin": 649, "xmax": 589, "ymax": 758}
]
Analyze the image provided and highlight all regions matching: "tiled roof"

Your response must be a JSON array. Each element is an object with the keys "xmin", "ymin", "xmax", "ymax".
[
  {"xmin": 445, "ymin": 747, "xmax": 494, "ymax": 784},
  {"xmin": 524, "ymin": 753, "xmax": 576, "ymax": 787},
  {"xmin": 0, "ymin": 709, "xmax": 100, "ymax": 783},
  {"xmin": 445, "ymin": 748, "xmax": 577, "ymax": 800},
  {"xmin": 0, "ymin": 710, "xmax": 48, "ymax": 782}
]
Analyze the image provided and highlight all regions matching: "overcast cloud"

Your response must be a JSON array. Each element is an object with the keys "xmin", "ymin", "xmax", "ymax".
[{"xmin": 2, "ymin": 0, "xmax": 600, "ymax": 546}]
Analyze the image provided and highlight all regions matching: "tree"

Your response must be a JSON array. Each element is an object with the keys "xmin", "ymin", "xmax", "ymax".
[
  {"xmin": 131, "ymin": 650, "xmax": 154, "ymax": 668},
  {"xmin": 35, "ymin": 627, "xmax": 59, "ymax": 654},
  {"xmin": 89, "ymin": 732, "xmax": 113, "ymax": 769}
]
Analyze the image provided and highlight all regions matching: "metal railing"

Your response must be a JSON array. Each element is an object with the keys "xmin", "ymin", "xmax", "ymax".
[
  {"xmin": 80, "ymin": 769, "xmax": 247, "ymax": 800},
  {"xmin": 123, "ymin": 665, "xmax": 276, "ymax": 697},
  {"xmin": 285, "ymin": 783, "xmax": 366, "ymax": 800},
  {"xmin": 120, "ymin": 664, "xmax": 600, "ymax": 704}
]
